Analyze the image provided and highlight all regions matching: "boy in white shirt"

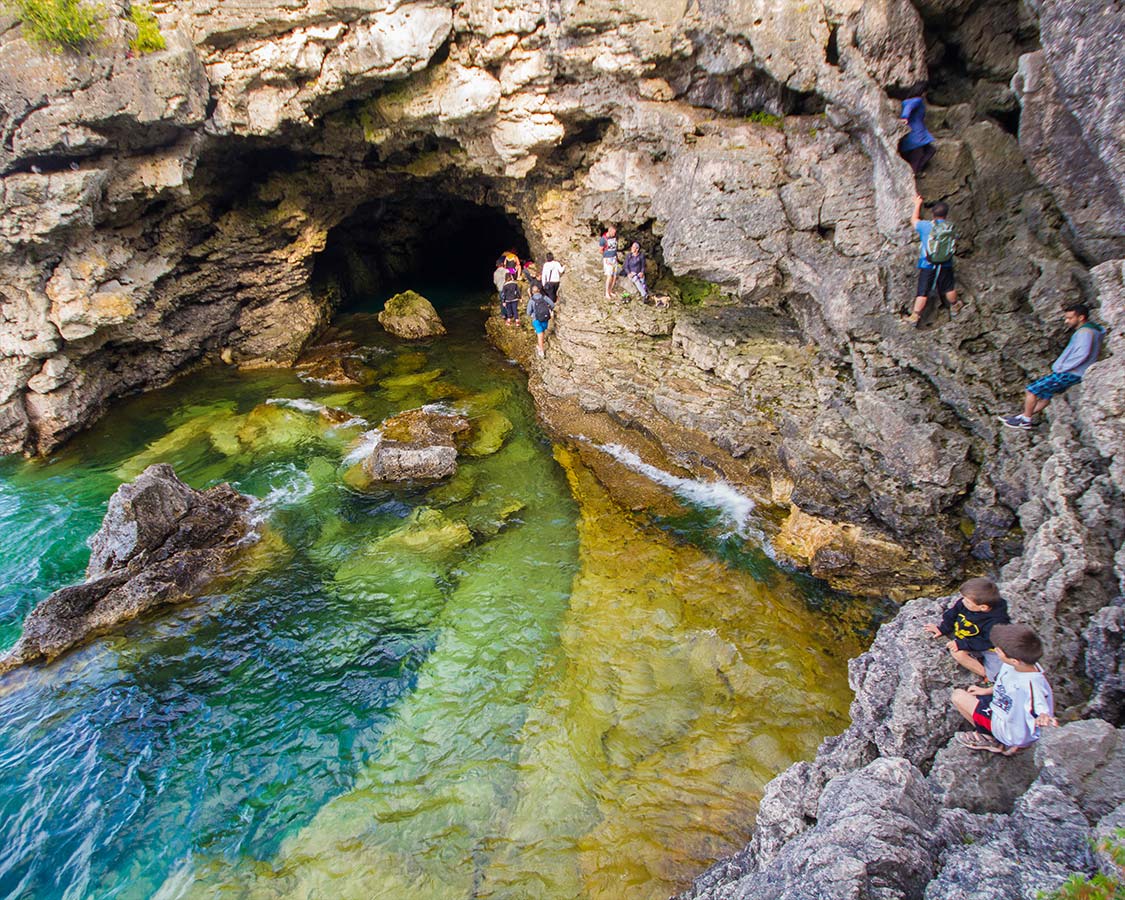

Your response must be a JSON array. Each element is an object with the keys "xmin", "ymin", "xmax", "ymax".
[{"xmin": 951, "ymin": 624, "xmax": 1058, "ymax": 755}]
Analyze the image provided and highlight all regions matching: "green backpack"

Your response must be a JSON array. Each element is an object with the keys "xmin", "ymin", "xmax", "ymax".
[{"xmin": 925, "ymin": 220, "xmax": 956, "ymax": 264}]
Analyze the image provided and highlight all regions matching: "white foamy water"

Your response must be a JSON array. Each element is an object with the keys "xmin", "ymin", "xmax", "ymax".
[
  {"xmin": 265, "ymin": 398, "xmax": 367, "ymax": 431},
  {"xmin": 266, "ymin": 397, "xmax": 327, "ymax": 414},
  {"xmin": 591, "ymin": 441, "xmax": 773, "ymax": 553},
  {"xmin": 244, "ymin": 464, "xmax": 316, "ymax": 517},
  {"xmin": 342, "ymin": 429, "xmax": 382, "ymax": 466}
]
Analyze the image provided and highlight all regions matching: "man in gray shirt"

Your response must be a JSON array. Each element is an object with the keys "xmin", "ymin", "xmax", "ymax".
[{"xmin": 999, "ymin": 303, "xmax": 1105, "ymax": 430}]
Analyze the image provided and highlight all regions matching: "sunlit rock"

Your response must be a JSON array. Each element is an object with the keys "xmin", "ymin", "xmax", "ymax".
[{"xmin": 378, "ymin": 290, "xmax": 447, "ymax": 339}]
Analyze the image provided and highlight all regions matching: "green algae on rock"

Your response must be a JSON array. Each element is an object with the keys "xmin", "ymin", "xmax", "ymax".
[{"xmin": 378, "ymin": 290, "xmax": 447, "ymax": 339}]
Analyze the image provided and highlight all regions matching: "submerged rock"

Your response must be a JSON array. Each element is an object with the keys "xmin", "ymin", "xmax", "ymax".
[
  {"xmin": 0, "ymin": 464, "xmax": 258, "ymax": 675},
  {"xmin": 377, "ymin": 290, "xmax": 447, "ymax": 339}
]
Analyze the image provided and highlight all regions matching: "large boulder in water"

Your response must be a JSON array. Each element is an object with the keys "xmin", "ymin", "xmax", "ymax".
[
  {"xmin": 346, "ymin": 407, "xmax": 471, "ymax": 487},
  {"xmin": 377, "ymin": 290, "xmax": 447, "ymax": 339},
  {"xmin": 0, "ymin": 464, "xmax": 258, "ymax": 675}
]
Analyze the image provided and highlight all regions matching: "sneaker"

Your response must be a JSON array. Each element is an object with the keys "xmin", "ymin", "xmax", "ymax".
[
  {"xmin": 901, "ymin": 312, "xmax": 921, "ymax": 326},
  {"xmin": 536, "ymin": 346, "xmax": 545, "ymax": 359},
  {"xmin": 998, "ymin": 414, "xmax": 1032, "ymax": 430}
]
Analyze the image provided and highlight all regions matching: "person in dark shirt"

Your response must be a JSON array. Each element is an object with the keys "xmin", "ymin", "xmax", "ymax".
[
  {"xmin": 623, "ymin": 242, "xmax": 648, "ymax": 302},
  {"xmin": 500, "ymin": 273, "xmax": 521, "ymax": 326},
  {"xmin": 924, "ymin": 577, "xmax": 1010, "ymax": 680}
]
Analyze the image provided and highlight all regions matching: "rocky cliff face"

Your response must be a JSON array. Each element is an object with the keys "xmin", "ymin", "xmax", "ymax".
[{"xmin": 1, "ymin": 0, "xmax": 1123, "ymax": 892}]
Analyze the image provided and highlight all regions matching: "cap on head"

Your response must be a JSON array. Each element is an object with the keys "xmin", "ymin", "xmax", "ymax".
[
  {"xmin": 960, "ymin": 577, "xmax": 1001, "ymax": 608},
  {"xmin": 990, "ymin": 624, "xmax": 1044, "ymax": 665}
]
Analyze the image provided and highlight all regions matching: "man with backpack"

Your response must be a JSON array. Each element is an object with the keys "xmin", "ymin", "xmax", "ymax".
[
  {"xmin": 998, "ymin": 303, "xmax": 1105, "ymax": 430},
  {"xmin": 905, "ymin": 194, "xmax": 960, "ymax": 326},
  {"xmin": 527, "ymin": 288, "xmax": 555, "ymax": 358}
]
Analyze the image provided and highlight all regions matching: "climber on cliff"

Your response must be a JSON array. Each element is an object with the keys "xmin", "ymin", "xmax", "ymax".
[
  {"xmin": 898, "ymin": 84, "xmax": 936, "ymax": 176},
  {"xmin": 541, "ymin": 252, "xmax": 564, "ymax": 303},
  {"xmin": 904, "ymin": 194, "xmax": 960, "ymax": 326},
  {"xmin": 598, "ymin": 226, "xmax": 619, "ymax": 300},
  {"xmin": 998, "ymin": 303, "xmax": 1105, "ymax": 430},
  {"xmin": 527, "ymin": 288, "xmax": 555, "ymax": 358}
]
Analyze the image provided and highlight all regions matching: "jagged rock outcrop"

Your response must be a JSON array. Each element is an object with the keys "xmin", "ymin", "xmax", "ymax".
[
  {"xmin": 377, "ymin": 289, "xmax": 447, "ymax": 339},
  {"xmin": 0, "ymin": 463, "xmax": 257, "ymax": 673}
]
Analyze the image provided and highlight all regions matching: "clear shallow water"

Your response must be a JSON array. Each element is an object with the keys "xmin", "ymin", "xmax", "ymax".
[{"xmin": 0, "ymin": 293, "xmax": 874, "ymax": 900}]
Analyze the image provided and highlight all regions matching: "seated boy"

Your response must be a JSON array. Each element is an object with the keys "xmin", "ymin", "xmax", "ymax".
[
  {"xmin": 952, "ymin": 623, "xmax": 1057, "ymax": 754},
  {"xmin": 924, "ymin": 577, "xmax": 1009, "ymax": 680}
]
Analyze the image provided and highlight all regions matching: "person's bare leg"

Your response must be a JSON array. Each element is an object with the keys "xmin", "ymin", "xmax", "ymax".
[
  {"xmin": 1023, "ymin": 391, "xmax": 1049, "ymax": 419},
  {"xmin": 949, "ymin": 648, "xmax": 987, "ymax": 679},
  {"xmin": 952, "ymin": 689, "xmax": 979, "ymax": 724},
  {"xmin": 946, "ymin": 289, "xmax": 962, "ymax": 314}
]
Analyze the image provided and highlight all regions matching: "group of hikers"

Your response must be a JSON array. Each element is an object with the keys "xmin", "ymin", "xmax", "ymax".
[
  {"xmin": 900, "ymin": 86, "xmax": 1106, "ymax": 430},
  {"xmin": 491, "ymin": 227, "xmax": 668, "ymax": 358},
  {"xmin": 927, "ymin": 578, "xmax": 1057, "ymax": 755},
  {"xmin": 493, "ymin": 251, "xmax": 563, "ymax": 358},
  {"xmin": 489, "ymin": 80, "xmax": 1105, "ymax": 428}
]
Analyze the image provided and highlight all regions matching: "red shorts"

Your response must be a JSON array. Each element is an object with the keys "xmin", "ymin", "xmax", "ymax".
[{"xmin": 972, "ymin": 695, "xmax": 993, "ymax": 734}]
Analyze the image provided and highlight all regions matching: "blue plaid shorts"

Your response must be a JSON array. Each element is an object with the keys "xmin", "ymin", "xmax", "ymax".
[{"xmin": 1027, "ymin": 371, "xmax": 1081, "ymax": 400}]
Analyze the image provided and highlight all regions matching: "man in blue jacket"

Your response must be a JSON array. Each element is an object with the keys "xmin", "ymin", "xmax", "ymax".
[{"xmin": 1000, "ymin": 303, "xmax": 1105, "ymax": 429}]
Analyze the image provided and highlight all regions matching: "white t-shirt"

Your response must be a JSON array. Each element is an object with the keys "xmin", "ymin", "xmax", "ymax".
[
  {"xmin": 541, "ymin": 260, "xmax": 564, "ymax": 284},
  {"xmin": 989, "ymin": 663, "xmax": 1054, "ymax": 748}
]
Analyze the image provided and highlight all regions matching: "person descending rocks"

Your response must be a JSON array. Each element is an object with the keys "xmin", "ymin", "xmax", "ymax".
[
  {"xmin": 527, "ymin": 287, "xmax": 555, "ymax": 358},
  {"xmin": 998, "ymin": 303, "xmax": 1105, "ymax": 430},
  {"xmin": 541, "ymin": 252, "xmax": 564, "ymax": 303},
  {"xmin": 501, "ymin": 271, "xmax": 521, "ymax": 327},
  {"xmin": 924, "ymin": 577, "xmax": 1010, "ymax": 681},
  {"xmin": 951, "ymin": 624, "xmax": 1057, "ymax": 755},
  {"xmin": 898, "ymin": 84, "xmax": 936, "ymax": 176},
  {"xmin": 598, "ymin": 225, "xmax": 619, "ymax": 299},
  {"xmin": 522, "ymin": 260, "xmax": 543, "ymax": 296},
  {"xmin": 493, "ymin": 257, "xmax": 508, "ymax": 306},
  {"xmin": 623, "ymin": 242, "xmax": 648, "ymax": 302},
  {"xmin": 905, "ymin": 194, "xmax": 960, "ymax": 326}
]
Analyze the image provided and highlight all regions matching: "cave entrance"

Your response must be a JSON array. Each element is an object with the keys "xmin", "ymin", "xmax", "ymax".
[{"xmin": 313, "ymin": 192, "xmax": 530, "ymax": 311}]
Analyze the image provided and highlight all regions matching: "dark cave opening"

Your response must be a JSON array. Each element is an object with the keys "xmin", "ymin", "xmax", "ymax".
[{"xmin": 312, "ymin": 193, "xmax": 530, "ymax": 310}]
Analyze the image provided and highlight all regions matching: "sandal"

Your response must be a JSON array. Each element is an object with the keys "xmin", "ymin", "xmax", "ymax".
[{"xmin": 955, "ymin": 731, "xmax": 1005, "ymax": 753}]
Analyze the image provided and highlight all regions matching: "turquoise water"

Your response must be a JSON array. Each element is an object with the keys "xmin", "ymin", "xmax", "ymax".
[{"xmin": 0, "ymin": 294, "xmax": 870, "ymax": 899}]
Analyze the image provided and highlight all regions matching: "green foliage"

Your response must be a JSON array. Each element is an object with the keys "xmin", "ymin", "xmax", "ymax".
[
  {"xmin": 128, "ymin": 3, "xmax": 164, "ymax": 54},
  {"xmin": 1039, "ymin": 830, "xmax": 1125, "ymax": 900},
  {"xmin": 9, "ymin": 0, "xmax": 103, "ymax": 52},
  {"xmin": 656, "ymin": 275, "xmax": 724, "ymax": 308},
  {"xmin": 746, "ymin": 110, "xmax": 784, "ymax": 129}
]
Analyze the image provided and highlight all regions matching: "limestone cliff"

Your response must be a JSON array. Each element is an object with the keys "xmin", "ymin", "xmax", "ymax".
[{"xmin": 0, "ymin": 0, "xmax": 1123, "ymax": 893}]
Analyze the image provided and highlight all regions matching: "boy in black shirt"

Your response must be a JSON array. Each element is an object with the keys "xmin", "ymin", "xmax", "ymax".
[{"xmin": 924, "ymin": 577, "xmax": 1010, "ymax": 680}]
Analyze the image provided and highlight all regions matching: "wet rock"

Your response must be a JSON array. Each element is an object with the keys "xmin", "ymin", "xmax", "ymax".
[
  {"xmin": 348, "ymin": 407, "xmax": 471, "ymax": 486},
  {"xmin": 295, "ymin": 341, "xmax": 379, "ymax": 386},
  {"xmin": 377, "ymin": 290, "xmax": 447, "ymax": 340},
  {"xmin": 0, "ymin": 464, "xmax": 256, "ymax": 674},
  {"xmin": 463, "ymin": 409, "xmax": 512, "ymax": 457}
]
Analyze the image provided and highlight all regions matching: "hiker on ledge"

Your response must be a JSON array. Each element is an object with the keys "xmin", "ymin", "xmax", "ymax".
[
  {"xmin": 527, "ymin": 288, "xmax": 555, "ymax": 358},
  {"xmin": 905, "ymin": 194, "xmax": 960, "ymax": 326},
  {"xmin": 598, "ymin": 226, "xmax": 619, "ymax": 299},
  {"xmin": 999, "ymin": 303, "xmax": 1105, "ymax": 430}
]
